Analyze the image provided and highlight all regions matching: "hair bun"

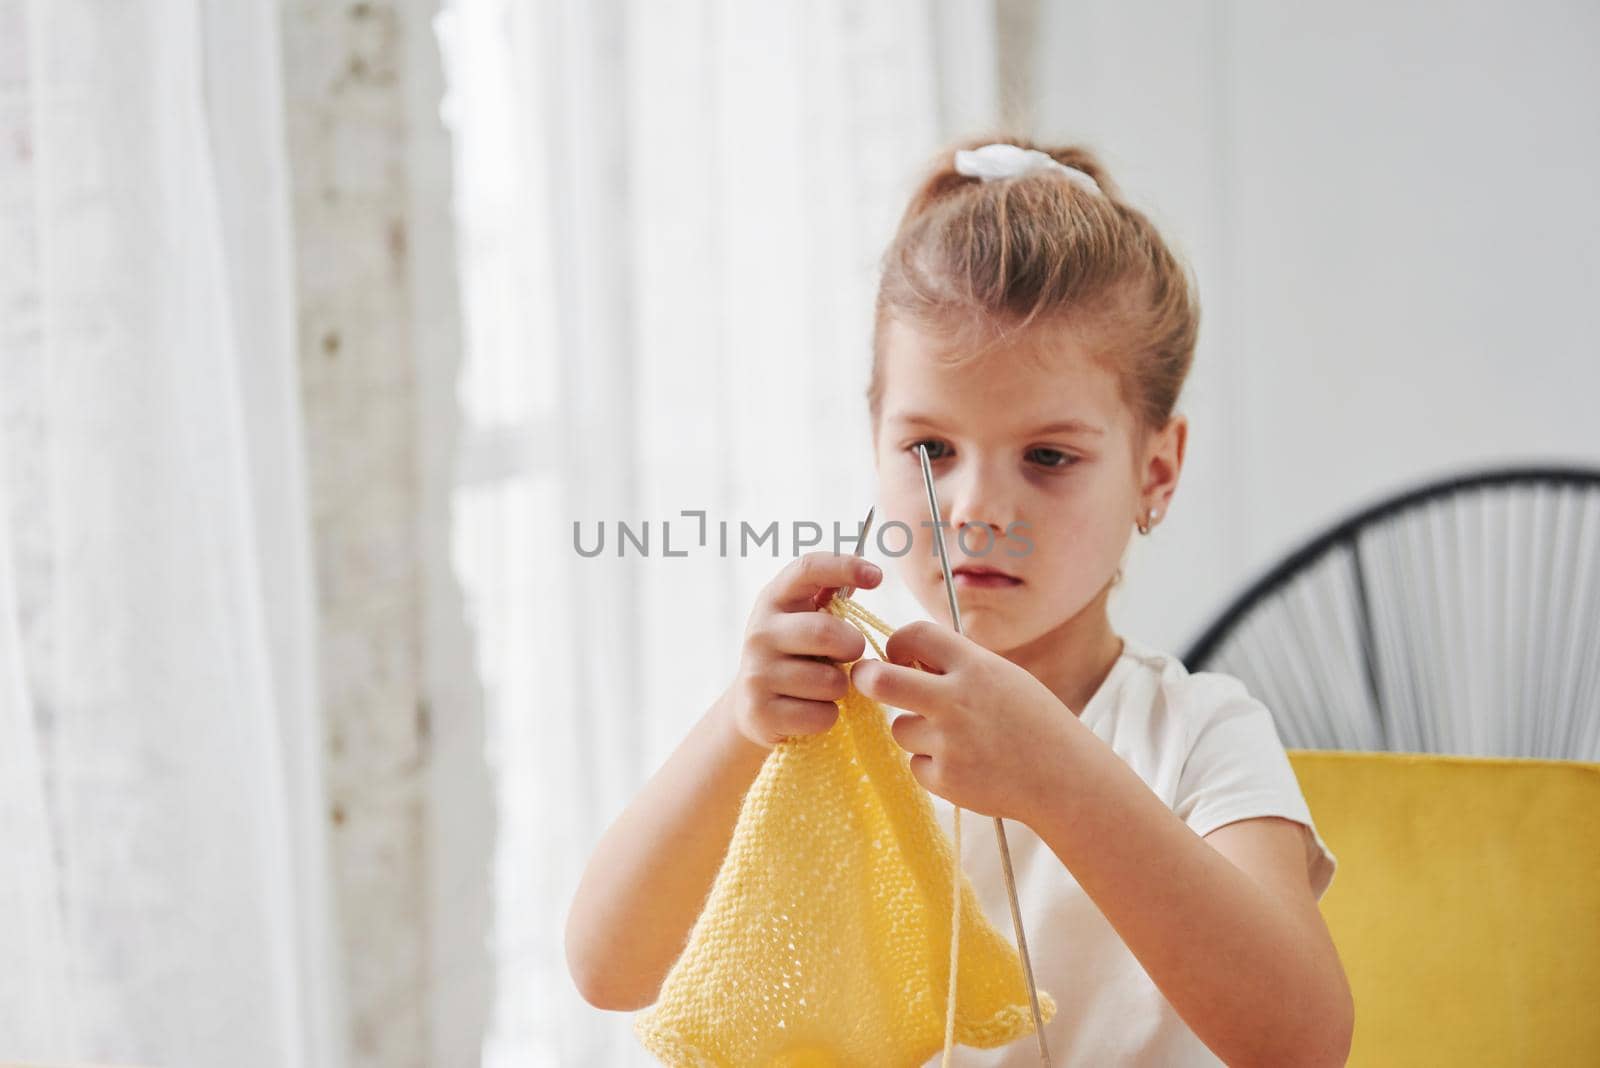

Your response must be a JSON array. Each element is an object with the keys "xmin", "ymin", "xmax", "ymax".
[{"xmin": 870, "ymin": 134, "xmax": 1196, "ymax": 444}]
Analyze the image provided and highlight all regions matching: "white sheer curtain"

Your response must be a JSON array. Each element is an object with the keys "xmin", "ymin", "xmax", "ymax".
[
  {"xmin": 433, "ymin": 1, "xmax": 998, "ymax": 1062},
  {"xmin": 0, "ymin": 2, "xmax": 344, "ymax": 1065}
]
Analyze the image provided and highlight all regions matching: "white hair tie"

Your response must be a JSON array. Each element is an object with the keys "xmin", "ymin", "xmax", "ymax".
[{"xmin": 953, "ymin": 143, "xmax": 1102, "ymax": 196}]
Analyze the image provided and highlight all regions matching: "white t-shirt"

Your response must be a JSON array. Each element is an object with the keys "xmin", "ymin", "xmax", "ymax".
[{"xmin": 919, "ymin": 634, "xmax": 1338, "ymax": 1067}]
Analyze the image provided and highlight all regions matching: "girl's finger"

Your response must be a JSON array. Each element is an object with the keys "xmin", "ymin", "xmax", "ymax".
[
  {"xmin": 765, "ymin": 696, "xmax": 840, "ymax": 741},
  {"xmin": 812, "ymin": 561, "xmax": 884, "ymax": 609},
  {"xmin": 768, "ymin": 551, "xmax": 882, "ymax": 613},
  {"xmin": 851, "ymin": 658, "xmax": 946, "ymax": 716},
  {"xmin": 764, "ymin": 612, "xmax": 867, "ymax": 663},
  {"xmin": 882, "ymin": 619, "xmax": 965, "ymax": 674},
  {"xmin": 889, "ymin": 712, "xmax": 938, "ymax": 757},
  {"xmin": 768, "ymin": 658, "xmax": 851, "ymax": 703}
]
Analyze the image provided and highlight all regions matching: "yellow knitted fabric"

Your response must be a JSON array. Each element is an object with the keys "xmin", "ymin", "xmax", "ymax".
[{"xmin": 633, "ymin": 596, "xmax": 1055, "ymax": 1067}]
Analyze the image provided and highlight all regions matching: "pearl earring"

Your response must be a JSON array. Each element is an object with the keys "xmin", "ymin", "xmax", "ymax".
[{"xmin": 1137, "ymin": 507, "xmax": 1159, "ymax": 535}]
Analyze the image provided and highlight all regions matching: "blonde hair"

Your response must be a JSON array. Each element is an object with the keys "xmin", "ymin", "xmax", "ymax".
[{"xmin": 868, "ymin": 134, "xmax": 1200, "ymax": 448}]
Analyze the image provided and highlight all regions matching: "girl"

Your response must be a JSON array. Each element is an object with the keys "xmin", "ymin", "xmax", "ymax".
[{"xmin": 566, "ymin": 137, "xmax": 1353, "ymax": 1067}]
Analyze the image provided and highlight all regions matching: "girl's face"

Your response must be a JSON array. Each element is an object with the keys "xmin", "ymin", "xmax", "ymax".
[{"xmin": 872, "ymin": 315, "xmax": 1148, "ymax": 656}]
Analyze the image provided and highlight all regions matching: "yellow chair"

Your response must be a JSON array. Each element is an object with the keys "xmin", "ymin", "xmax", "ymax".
[{"xmin": 1286, "ymin": 749, "xmax": 1600, "ymax": 1067}]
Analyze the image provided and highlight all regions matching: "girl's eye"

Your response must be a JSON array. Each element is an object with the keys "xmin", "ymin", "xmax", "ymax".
[
  {"xmin": 1028, "ymin": 447, "xmax": 1077, "ymax": 469},
  {"xmin": 909, "ymin": 441, "xmax": 1076, "ymax": 468}
]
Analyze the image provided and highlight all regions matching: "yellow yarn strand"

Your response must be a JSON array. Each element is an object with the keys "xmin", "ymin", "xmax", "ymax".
[
  {"xmin": 633, "ymin": 592, "xmax": 1055, "ymax": 1066},
  {"xmin": 944, "ymin": 804, "xmax": 962, "ymax": 1066}
]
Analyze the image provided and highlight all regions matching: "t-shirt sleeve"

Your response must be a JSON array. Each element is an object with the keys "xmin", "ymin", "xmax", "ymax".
[{"xmin": 1171, "ymin": 674, "xmax": 1338, "ymax": 902}]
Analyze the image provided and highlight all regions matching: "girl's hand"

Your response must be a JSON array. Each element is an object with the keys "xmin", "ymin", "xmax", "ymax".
[
  {"xmin": 850, "ymin": 620, "xmax": 1076, "ymax": 824},
  {"xmin": 724, "ymin": 551, "xmax": 884, "ymax": 750}
]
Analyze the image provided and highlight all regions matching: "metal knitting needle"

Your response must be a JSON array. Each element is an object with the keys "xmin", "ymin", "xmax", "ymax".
[
  {"xmin": 811, "ymin": 505, "xmax": 875, "ymax": 620},
  {"xmin": 836, "ymin": 505, "xmax": 876, "ymax": 602},
  {"xmin": 918, "ymin": 443, "xmax": 1053, "ymax": 1067}
]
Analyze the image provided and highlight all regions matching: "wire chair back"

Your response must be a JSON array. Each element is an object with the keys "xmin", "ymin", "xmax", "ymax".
[{"xmin": 1182, "ymin": 465, "xmax": 1600, "ymax": 759}]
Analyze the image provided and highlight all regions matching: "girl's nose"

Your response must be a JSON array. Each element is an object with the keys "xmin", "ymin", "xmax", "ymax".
[
  {"xmin": 950, "ymin": 518, "xmax": 1004, "ymax": 558},
  {"xmin": 936, "ymin": 456, "xmax": 1013, "ymax": 555},
  {"xmin": 946, "ymin": 489, "xmax": 1009, "ymax": 554}
]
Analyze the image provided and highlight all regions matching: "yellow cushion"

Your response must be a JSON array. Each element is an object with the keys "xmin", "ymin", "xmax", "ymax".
[{"xmin": 1286, "ymin": 749, "xmax": 1600, "ymax": 1067}]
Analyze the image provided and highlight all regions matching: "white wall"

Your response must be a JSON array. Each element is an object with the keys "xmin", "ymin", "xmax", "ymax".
[{"xmin": 1031, "ymin": 0, "xmax": 1600, "ymax": 654}]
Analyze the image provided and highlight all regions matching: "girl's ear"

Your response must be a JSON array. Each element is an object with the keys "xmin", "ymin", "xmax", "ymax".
[{"xmin": 1138, "ymin": 413, "xmax": 1187, "ymax": 512}]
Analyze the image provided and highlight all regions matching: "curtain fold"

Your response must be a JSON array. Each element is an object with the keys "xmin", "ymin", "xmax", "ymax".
[
  {"xmin": 0, "ymin": 1, "xmax": 344, "ymax": 1064},
  {"xmin": 435, "ymin": 0, "xmax": 996, "ymax": 1061}
]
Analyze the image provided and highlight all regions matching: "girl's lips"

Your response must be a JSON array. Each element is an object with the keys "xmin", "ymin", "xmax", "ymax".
[{"xmin": 952, "ymin": 569, "xmax": 1022, "ymax": 588}]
